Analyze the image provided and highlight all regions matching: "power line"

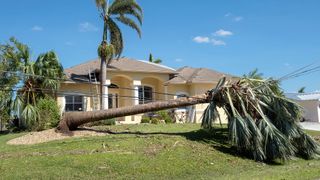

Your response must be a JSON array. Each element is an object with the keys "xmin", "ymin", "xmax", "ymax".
[
  {"xmin": 0, "ymin": 70, "xmax": 207, "ymax": 100},
  {"xmin": 278, "ymin": 63, "xmax": 320, "ymax": 81}
]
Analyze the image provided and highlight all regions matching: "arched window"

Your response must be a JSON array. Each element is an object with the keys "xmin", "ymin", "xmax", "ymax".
[{"xmin": 138, "ymin": 86, "xmax": 153, "ymax": 104}]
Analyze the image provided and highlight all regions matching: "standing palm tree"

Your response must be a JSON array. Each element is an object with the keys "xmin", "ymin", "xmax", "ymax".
[
  {"xmin": 148, "ymin": 53, "xmax": 162, "ymax": 64},
  {"xmin": 2, "ymin": 38, "xmax": 64, "ymax": 129},
  {"xmin": 94, "ymin": 0, "xmax": 143, "ymax": 110}
]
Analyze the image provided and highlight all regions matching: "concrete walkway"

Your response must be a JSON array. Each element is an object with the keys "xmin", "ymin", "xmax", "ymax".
[{"xmin": 300, "ymin": 122, "xmax": 320, "ymax": 131}]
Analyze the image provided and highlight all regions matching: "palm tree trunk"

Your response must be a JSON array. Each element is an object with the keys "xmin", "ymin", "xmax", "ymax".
[
  {"xmin": 100, "ymin": 56, "xmax": 107, "ymax": 110},
  {"xmin": 57, "ymin": 94, "xmax": 210, "ymax": 132}
]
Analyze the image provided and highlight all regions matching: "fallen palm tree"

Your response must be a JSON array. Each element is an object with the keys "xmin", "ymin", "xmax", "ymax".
[
  {"xmin": 57, "ymin": 93, "xmax": 210, "ymax": 132},
  {"xmin": 57, "ymin": 77, "xmax": 320, "ymax": 162},
  {"xmin": 202, "ymin": 77, "xmax": 320, "ymax": 161}
]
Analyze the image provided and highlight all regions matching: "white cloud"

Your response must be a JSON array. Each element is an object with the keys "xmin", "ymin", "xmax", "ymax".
[
  {"xmin": 31, "ymin": 25, "xmax": 43, "ymax": 31},
  {"xmin": 214, "ymin": 29, "xmax": 233, "ymax": 37},
  {"xmin": 65, "ymin": 41, "xmax": 74, "ymax": 46},
  {"xmin": 234, "ymin": 16, "xmax": 244, "ymax": 22},
  {"xmin": 211, "ymin": 39, "xmax": 226, "ymax": 46},
  {"xmin": 225, "ymin": 13, "xmax": 232, "ymax": 17},
  {"xmin": 284, "ymin": 63, "xmax": 293, "ymax": 69},
  {"xmin": 193, "ymin": 36, "xmax": 210, "ymax": 43},
  {"xmin": 225, "ymin": 13, "xmax": 244, "ymax": 22},
  {"xmin": 79, "ymin": 22, "xmax": 98, "ymax": 32},
  {"xmin": 193, "ymin": 36, "xmax": 226, "ymax": 46},
  {"xmin": 175, "ymin": 58, "xmax": 183, "ymax": 62}
]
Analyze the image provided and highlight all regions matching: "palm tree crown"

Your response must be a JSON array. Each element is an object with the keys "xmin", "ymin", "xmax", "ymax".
[
  {"xmin": 148, "ymin": 53, "xmax": 162, "ymax": 64},
  {"xmin": 95, "ymin": 0, "xmax": 143, "ymax": 60}
]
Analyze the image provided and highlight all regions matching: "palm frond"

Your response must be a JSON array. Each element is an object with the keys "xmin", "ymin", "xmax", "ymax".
[
  {"xmin": 116, "ymin": 15, "xmax": 141, "ymax": 37},
  {"xmin": 109, "ymin": 0, "xmax": 142, "ymax": 14},
  {"xmin": 107, "ymin": 18, "xmax": 124, "ymax": 58},
  {"xmin": 109, "ymin": 0, "xmax": 143, "ymax": 25},
  {"xmin": 202, "ymin": 77, "xmax": 320, "ymax": 162},
  {"xmin": 95, "ymin": 0, "xmax": 107, "ymax": 14},
  {"xmin": 21, "ymin": 103, "xmax": 39, "ymax": 129}
]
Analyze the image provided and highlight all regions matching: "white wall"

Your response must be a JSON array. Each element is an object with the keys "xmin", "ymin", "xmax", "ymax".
[{"xmin": 318, "ymin": 102, "xmax": 320, "ymax": 123}]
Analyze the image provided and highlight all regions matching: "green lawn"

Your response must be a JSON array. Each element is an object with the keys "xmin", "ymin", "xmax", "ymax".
[{"xmin": 0, "ymin": 124, "xmax": 320, "ymax": 180}]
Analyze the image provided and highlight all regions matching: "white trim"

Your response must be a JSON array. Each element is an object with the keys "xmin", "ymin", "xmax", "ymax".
[
  {"xmin": 137, "ymin": 60, "xmax": 176, "ymax": 71},
  {"xmin": 133, "ymin": 80, "xmax": 142, "ymax": 86}
]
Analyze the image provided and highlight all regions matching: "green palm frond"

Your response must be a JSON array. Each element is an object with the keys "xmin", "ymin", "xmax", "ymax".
[
  {"xmin": 107, "ymin": 18, "xmax": 124, "ymax": 58},
  {"xmin": 116, "ymin": 15, "xmax": 141, "ymax": 37},
  {"xmin": 202, "ymin": 77, "xmax": 320, "ymax": 162},
  {"xmin": 109, "ymin": 0, "xmax": 142, "ymax": 15},
  {"xmin": 153, "ymin": 59, "xmax": 162, "ymax": 64},
  {"xmin": 95, "ymin": 0, "xmax": 107, "ymax": 14},
  {"xmin": 21, "ymin": 103, "xmax": 39, "ymax": 128}
]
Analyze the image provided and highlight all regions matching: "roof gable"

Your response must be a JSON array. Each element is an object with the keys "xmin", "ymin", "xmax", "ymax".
[
  {"xmin": 165, "ymin": 66, "xmax": 236, "ymax": 84},
  {"xmin": 65, "ymin": 58, "xmax": 177, "ymax": 77}
]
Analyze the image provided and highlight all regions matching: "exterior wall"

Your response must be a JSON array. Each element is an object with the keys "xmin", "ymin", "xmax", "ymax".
[
  {"xmin": 318, "ymin": 103, "xmax": 320, "ymax": 123},
  {"xmin": 297, "ymin": 100, "xmax": 320, "ymax": 123},
  {"xmin": 167, "ymin": 82, "xmax": 228, "ymax": 124},
  {"xmin": 59, "ymin": 71, "xmax": 229, "ymax": 124}
]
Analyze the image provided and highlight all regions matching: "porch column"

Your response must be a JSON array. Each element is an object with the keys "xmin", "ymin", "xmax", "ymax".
[
  {"xmin": 164, "ymin": 85, "xmax": 168, "ymax": 101},
  {"xmin": 133, "ymin": 80, "xmax": 141, "ymax": 105},
  {"xmin": 103, "ymin": 79, "xmax": 111, "ymax": 110}
]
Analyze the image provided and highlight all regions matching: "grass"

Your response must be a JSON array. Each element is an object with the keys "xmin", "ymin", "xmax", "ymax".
[{"xmin": 0, "ymin": 124, "xmax": 320, "ymax": 179}]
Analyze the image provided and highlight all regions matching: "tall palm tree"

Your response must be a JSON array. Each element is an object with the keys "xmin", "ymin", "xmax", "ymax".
[
  {"xmin": 148, "ymin": 53, "xmax": 162, "ymax": 64},
  {"xmin": 94, "ymin": 0, "xmax": 143, "ymax": 110}
]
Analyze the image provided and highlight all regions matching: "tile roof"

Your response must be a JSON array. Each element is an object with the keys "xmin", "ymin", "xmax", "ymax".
[
  {"xmin": 165, "ymin": 66, "xmax": 237, "ymax": 85},
  {"xmin": 65, "ymin": 58, "xmax": 177, "ymax": 78}
]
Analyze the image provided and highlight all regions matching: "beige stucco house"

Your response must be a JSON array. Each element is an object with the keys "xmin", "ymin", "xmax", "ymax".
[
  {"xmin": 58, "ymin": 58, "xmax": 235, "ymax": 124},
  {"xmin": 286, "ymin": 92, "xmax": 320, "ymax": 123}
]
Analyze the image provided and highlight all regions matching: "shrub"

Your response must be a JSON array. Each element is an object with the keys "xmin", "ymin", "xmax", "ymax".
[
  {"xmin": 151, "ymin": 118, "xmax": 160, "ymax": 124},
  {"xmin": 87, "ymin": 119, "xmax": 116, "ymax": 126},
  {"xmin": 157, "ymin": 110, "xmax": 173, "ymax": 124},
  {"xmin": 0, "ymin": 107, "xmax": 10, "ymax": 132},
  {"xmin": 35, "ymin": 97, "xmax": 61, "ymax": 131},
  {"xmin": 141, "ymin": 117, "xmax": 150, "ymax": 123}
]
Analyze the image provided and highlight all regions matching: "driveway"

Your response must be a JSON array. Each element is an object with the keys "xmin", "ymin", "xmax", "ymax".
[{"xmin": 299, "ymin": 122, "xmax": 320, "ymax": 131}]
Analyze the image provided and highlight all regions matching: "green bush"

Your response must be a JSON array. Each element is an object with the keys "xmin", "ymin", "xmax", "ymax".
[
  {"xmin": 141, "ymin": 117, "xmax": 150, "ymax": 123},
  {"xmin": 151, "ymin": 118, "xmax": 160, "ymax": 124},
  {"xmin": 87, "ymin": 119, "xmax": 116, "ymax": 126},
  {"xmin": 35, "ymin": 97, "xmax": 61, "ymax": 131},
  {"xmin": 157, "ymin": 110, "xmax": 173, "ymax": 124}
]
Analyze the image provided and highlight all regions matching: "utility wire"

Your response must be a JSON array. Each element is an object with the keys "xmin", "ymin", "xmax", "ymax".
[{"xmin": 0, "ymin": 70, "xmax": 207, "ymax": 100}]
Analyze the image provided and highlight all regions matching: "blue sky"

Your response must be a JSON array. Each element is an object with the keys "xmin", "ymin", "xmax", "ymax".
[{"xmin": 1, "ymin": 0, "xmax": 320, "ymax": 92}]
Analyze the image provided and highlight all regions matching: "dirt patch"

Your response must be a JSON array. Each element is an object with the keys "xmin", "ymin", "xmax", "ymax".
[{"xmin": 7, "ymin": 128, "xmax": 108, "ymax": 145}]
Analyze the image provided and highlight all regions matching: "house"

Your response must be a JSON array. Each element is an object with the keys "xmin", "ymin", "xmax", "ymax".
[
  {"xmin": 58, "ymin": 58, "xmax": 236, "ymax": 124},
  {"xmin": 286, "ymin": 92, "xmax": 320, "ymax": 123}
]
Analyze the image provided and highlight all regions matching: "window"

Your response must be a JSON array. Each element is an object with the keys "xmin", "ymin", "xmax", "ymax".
[
  {"xmin": 65, "ymin": 95, "xmax": 84, "ymax": 112},
  {"xmin": 108, "ymin": 94, "xmax": 119, "ymax": 109},
  {"xmin": 176, "ymin": 93, "xmax": 189, "ymax": 111},
  {"xmin": 138, "ymin": 86, "xmax": 153, "ymax": 104}
]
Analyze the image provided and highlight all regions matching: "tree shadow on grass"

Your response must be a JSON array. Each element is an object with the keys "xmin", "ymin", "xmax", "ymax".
[
  {"xmin": 78, "ymin": 126, "xmax": 243, "ymax": 160},
  {"xmin": 77, "ymin": 127, "xmax": 286, "ymax": 164}
]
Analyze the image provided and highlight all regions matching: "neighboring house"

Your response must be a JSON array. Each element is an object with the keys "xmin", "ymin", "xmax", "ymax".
[
  {"xmin": 58, "ymin": 58, "xmax": 236, "ymax": 124},
  {"xmin": 286, "ymin": 92, "xmax": 320, "ymax": 123}
]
